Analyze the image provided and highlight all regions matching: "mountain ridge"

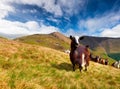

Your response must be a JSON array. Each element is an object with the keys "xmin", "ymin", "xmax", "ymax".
[
  {"xmin": 80, "ymin": 36, "xmax": 120, "ymax": 53},
  {"xmin": 15, "ymin": 32, "xmax": 120, "ymax": 53},
  {"xmin": 15, "ymin": 32, "xmax": 70, "ymax": 52}
]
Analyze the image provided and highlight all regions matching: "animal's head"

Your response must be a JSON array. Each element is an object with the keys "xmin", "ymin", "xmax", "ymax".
[{"xmin": 70, "ymin": 35, "xmax": 84, "ymax": 46}]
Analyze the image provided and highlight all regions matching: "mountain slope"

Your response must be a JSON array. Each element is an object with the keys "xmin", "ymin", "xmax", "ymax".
[
  {"xmin": 50, "ymin": 32, "xmax": 70, "ymax": 44},
  {"xmin": 0, "ymin": 37, "xmax": 120, "ymax": 89},
  {"xmin": 80, "ymin": 36, "xmax": 120, "ymax": 60},
  {"xmin": 15, "ymin": 33, "xmax": 120, "ymax": 54},
  {"xmin": 15, "ymin": 33, "xmax": 120, "ymax": 60},
  {"xmin": 80, "ymin": 36, "xmax": 120, "ymax": 53},
  {"xmin": 15, "ymin": 32, "xmax": 70, "ymax": 51}
]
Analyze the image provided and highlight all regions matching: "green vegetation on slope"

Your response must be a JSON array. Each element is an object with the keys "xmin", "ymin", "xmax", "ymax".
[
  {"xmin": 80, "ymin": 36, "xmax": 120, "ymax": 53},
  {"xmin": 15, "ymin": 33, "xmax": 70, "ymax": 52},
  {"xmin": 80, "ymin": 36, "xmax": 120, "ymax": 61},
  {"xmin": 91, "ymin": 47, "xmax": 115, "ymax": 64},
  {"xmin": 108, "ymin": 53, "xmax": 120, "ymax": 61},
  {"xmin": 15, "ymin": 33, "xmax": 120, "ymax": 61},
  {"xmin": 0, "ymin": 38, "xmax": 120, "ymax": 89}
]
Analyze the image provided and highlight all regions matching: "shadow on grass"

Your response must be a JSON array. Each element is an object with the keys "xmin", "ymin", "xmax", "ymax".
[{"xmin": 51, "ymin": 62, "xmax": 73, "ymax": 71}]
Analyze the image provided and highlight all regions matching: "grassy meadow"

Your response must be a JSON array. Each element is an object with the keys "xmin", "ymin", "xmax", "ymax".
[{"xmin": 0, "ymin": 38, "xmax": 120, "ymax": 89}]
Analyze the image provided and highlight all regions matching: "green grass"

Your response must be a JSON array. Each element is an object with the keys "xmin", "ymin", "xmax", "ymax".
[
  {"xmin": 0, "ymin": 38, "xmax": 120, "ymax": 89},
  {"xmin": 91, "ymin": 47, "xmax": 116, "ymax": 65},
  {"xmin": 1, "ymin": 56, "xmax": 120, "ymax": 89},
  {"xmin": 108, "ymin": 53, "xmax": 120, "ymax": 61},
  {"xmin": 0, "ymin": 56, "xmax": 120, "ymax": 89},
  {"xmin": 15, "ymin": 34, "xmax": 70, "ymax": 52}
]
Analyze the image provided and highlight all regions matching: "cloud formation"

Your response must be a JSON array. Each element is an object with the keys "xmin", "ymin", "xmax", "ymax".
[
  {"xmin": 0, "ymin": 0, "xmax": 61, "ymax": 38},
  {"xmin": 101, "ymin": 24, "xmax": 120, "ymax": 38},
  {"xmin": 0, "ymin": 0, "xmax": 120, "ymax": 38},
  {"xmin": 3, "ymin": 0, "xmax": 84, "ymax": 17},
  {"xmin": 78, "ymin": 10, "xmax": 120, "ymax": 37},
  {"xmin": 0, "ymin": 19, "xmax": 59, "ymax": 38},
  {"xmin": 58, "ymin": 0, "xmax": 84, "ymax": 16},
  {"xmin": 79, "ymin": 11, "xmax": 120, "ymax": 32},
  {"xmin": 64, "ymin": 28, "xmax": 87, "ymax": 37},
  {"xmin": 0, "ymin": 0, "xmax": 15, "ymax": 19}
]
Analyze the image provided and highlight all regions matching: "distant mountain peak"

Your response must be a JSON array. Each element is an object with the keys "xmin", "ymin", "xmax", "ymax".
[{"xmin": 50, "ymin": 32, "xmax": 70, "ymax": 44}]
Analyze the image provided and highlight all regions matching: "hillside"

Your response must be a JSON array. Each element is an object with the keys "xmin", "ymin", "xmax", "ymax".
[
  {"xmin": 80, "ymin": 36, "xmax": 120, "ymax": 53},
  {"xmin": 80, "ymin": 36, "xmax": 120, "ymax": 61},
  {"xmin": 15, "ymin": 32, "xmax": 70, "ymax": 52},
  {"xmin": 15, "ymin": 32, "xmax": 120, "ymax": 61},
  {"xmin": 50, "ymin": 32, "xmax": 70, "ymax": 44},
  {"xmin": 0, "ymin": 37, "xmax": 120, "ymax": 89}
]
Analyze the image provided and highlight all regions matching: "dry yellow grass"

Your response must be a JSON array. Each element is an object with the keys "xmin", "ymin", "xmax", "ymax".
[{"xmin": 0, "ymin": 38, "xmax": 120, "ymax": 89}]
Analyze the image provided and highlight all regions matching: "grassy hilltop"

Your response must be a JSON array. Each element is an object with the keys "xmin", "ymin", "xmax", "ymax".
[
  {"xmin": 0, "ymin": 37, "xmax": 120, "ymax": 89},
  {"xmin": 15, "ymin": 32, "xmax": 70, "ymax": 52}
]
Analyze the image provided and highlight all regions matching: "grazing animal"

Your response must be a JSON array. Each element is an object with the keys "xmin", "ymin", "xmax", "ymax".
[
  {"xmin": 99, "ymin": 58, "xmax": 105, "ymax": 64},
  {"xmin": 69, "ymin": 35, "xmax": 90, "ymax": 72},
  {"xmin": 112, "ymin": 60, "xmax": 120, "ymax": 69},
  {"xmin": 64, "ymin": 50, "xmax": 70, "ymax": 54},
  {"xmin": 105, "ymin": 59, "xmax": 108, "ymax": 65},
  {"xmin": 90, "ymin": 55, "xmax": 108, "ymax": 65},
  {"xmin": 99, "ymin": 58, "xmax": 109, "ymax": 65},
  {"xmin": 90, "ymin": 55, "xmax": 100, "ymax": 62},
  {"xmin": 96, "ymin": 56, "xmax": 100, "ymax": 62}
]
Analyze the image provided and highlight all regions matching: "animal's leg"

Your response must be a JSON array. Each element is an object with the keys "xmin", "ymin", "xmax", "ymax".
[
  {"xmin": 118, "ymin": 65, "xmax": 120, "ymax": 69},
  {"xmin": 85, "ymin": 65, "xmax": 87, "ymax": 71},
  {"xmin": 73, "ymin": 64, "xmax": 75, "ymax": 71},
  {"xmin": 79, "ymin": 65, "xmax": 82, "ymax": 72}
]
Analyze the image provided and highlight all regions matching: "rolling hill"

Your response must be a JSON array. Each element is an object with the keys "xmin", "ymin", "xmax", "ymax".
[
  {"xmin": 15, "ymin": 32, "xmax": 120, "ymax": 61},
  {"xmin": 0, "ymin": 37, "xmax": 120, "ymax": 89},
  {"xmin": 80, "ymin": 36, "xmax": 120, "ymax": 53},
  {"xmin": 80, "ymin": 36, "xmax": 120, "ymax": 61},
  {"xmin": 15, "ymin": 32, "xmax": 70, "ymax": 52}
]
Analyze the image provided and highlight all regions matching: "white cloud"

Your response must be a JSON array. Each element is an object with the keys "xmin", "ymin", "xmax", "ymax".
[
  {"xmin": 0, "ymin": 19, "xmax": 59, "ymax": 38},
  {"xmin": 10, "ymin": 0, "xmax": 63, "ymax": 16},
  {"xmin": 79, "ymin": 11, "xmax": 120, "ymax": 33},
  {"xmin": 0, "ymin": 19, "xmax": 30, "ymax": 34},
  {"xmin": 37, "ymin": 25, "xmax": 59, "ymax": 34},
  {"xmin": 0, "ymin": 0, "xmax": 61, "ymax": 38},
  {"xmin": 30, "ymin": 9, "xmax": 37, "ymax": 13},
  {"xmin": 100, "ymin": 24, "xmax": 120, "ymax": 38},
  {"xmin": 2, "ymin": 0, "xmax": 84, "ymax": 17},
  {"xmin": 1, "ymin": 0, "xmax": 120, "ymax": 38},
  {"xmin": 0, "ymin": 0, "xmax": 85, "ymax": 18},
  {"xmin": 0, "ymin": 0, "xmax": 15, "ymax": 19},
  {"xmin": 25, "ymin": 21, "xmax": 40, "ymax": 31},
  {"xmin": 65, "ymin": 29, "xmax": 76, "ymax": 36},
  {"xmin": 58, "ymin": 0, "xmax": 84, "ymax": 16},
  {"xmin": 0, "ymin": 0, "xmax": 62, "ymax": 17},
  {"xmin": 23, "ymin": 0, "xmax": 84, "ymax": 16},
  {"xmin": 22, "ymin": 9, "xmax": 37, "ymax": 14},
  {"xmin": 64, "ymin": 29, "xmax": 86, "ymax": 37},
  {"xmin": 17, "ymin": 0, "xmax": 84, "ymax": 16}
]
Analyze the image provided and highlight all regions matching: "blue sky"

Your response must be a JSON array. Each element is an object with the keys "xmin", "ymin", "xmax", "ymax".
[{"xmin": 0, "ymin": 0, "xmax": 120, "ymax": 38}]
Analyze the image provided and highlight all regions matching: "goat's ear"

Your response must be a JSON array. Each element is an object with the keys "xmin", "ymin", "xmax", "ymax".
[
  {"xmin": 70, "ymin": 35, "xmax": 73, "ymax": 39},
  {"xmin": 79, "ymin": 36, "xmax": 84, "ymax": 40}
]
